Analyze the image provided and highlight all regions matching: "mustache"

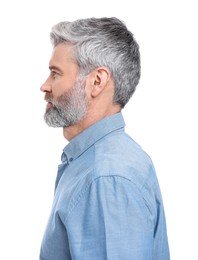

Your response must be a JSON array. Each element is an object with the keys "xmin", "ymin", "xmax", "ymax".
[{"xmin": 44, "ymin": 93, "xmax": 54, "ymax": 103}]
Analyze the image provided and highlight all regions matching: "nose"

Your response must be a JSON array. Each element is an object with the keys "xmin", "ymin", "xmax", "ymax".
[{"xmin": 40, "ymin": 77, "xmax": 52, "ymax": 92}]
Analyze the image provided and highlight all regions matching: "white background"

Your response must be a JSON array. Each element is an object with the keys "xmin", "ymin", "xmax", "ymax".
[{"xmin": 0, "ymin": 0, "xmax": 197, "ymax": 259}]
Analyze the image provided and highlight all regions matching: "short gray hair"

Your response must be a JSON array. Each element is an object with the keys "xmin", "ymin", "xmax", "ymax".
[{"xmin": 50, "ymin": 17, "xmax": 140, "ymax": 108}]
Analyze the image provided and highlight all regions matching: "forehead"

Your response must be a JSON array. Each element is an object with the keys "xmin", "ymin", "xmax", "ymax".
[{"xmin": 49, "ymin": 43, "xmax": 76, "ymax": 67}]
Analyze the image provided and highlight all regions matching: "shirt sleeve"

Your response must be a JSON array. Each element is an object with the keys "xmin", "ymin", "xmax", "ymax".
[{"xmin": 65, "ymin": 175, "xmax": 154, "ymax": 260}]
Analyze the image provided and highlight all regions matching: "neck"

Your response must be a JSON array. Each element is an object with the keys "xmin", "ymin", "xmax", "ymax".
[{"xmin": 63, "ymin": 105, "xmax": 121, "ymax": 141}]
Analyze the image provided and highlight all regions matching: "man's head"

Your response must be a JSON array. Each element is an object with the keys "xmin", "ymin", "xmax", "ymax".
[{"xmin": 41, "ymin": 17, "xmax": 140, "ymax": 130}]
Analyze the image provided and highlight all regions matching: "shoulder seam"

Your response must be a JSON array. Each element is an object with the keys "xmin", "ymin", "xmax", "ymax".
[{"xmin": 65, "ymin": 174, "xmax": 145, "ymax": 224}]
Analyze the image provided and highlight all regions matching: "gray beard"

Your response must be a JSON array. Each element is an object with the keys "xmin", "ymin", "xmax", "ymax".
[{"xmin": 44, "ymin": 78, "xmax": 88, "ymax": 128}]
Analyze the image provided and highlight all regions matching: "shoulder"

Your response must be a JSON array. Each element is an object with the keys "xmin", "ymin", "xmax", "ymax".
[
  {"xmin": 92, "ymin": 129, "xmax": 155, "ymax": 191},
  {"xmin": 60, "ymin": 130, "xmax": 159, "ymax": 224}
]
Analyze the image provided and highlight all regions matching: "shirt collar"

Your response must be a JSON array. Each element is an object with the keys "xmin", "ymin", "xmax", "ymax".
[{"xmin": 62, "ymin": 112, "xmax": 125, "ymax": 163}]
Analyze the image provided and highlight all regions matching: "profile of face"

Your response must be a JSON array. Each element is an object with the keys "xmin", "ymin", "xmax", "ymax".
[{"xmin": 40, "ymin": 43, "xmax": 88, "ymax": 127}]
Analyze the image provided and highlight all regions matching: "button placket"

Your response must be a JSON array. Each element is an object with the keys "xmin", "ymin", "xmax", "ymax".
[{"xmin": 54, "ymin": 152, "xmax": 69, "ymax": 192}]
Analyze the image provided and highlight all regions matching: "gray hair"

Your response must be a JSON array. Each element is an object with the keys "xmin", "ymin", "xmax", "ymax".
[{"xmin": 50, "ymin": 17, "xmax": 140, "ymax": 108}]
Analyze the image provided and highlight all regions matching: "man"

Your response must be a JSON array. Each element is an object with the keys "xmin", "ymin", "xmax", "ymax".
[{"xmin": 40, "ymin": 17, "xmax": 170, "ymax": 260}]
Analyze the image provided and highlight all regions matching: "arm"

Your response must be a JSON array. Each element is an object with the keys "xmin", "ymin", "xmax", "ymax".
[{"xmin": 66, "ymin": 175, "xmax": 154, "ymax": 260}]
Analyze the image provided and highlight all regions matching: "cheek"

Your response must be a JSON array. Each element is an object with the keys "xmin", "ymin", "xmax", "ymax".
[{"xmin": 51, "ymin": 82, "xmax": 65, "ymax": 98}]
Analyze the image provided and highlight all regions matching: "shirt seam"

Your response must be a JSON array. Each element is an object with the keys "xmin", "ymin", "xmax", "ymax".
[{"xmin": 64, "ymin": 174, "xmax": 152, "ymax": 225}]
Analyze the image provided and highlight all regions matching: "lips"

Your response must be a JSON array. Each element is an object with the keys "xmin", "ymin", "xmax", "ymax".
[
  {"xmin": 46, "ymin": 101, "xmax": 54, "ymax": 111},
  {"xmin": 44, "ymin": 93, "xmax": 54, "ymax": 110}
]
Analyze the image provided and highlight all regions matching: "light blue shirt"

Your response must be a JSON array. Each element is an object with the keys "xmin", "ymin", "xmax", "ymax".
[{"xmin": 40, "ymin": 113, "xmax": 170, "ymax": 260}]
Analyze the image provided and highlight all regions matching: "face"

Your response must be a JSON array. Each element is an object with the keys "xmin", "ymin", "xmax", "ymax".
[{"xmin": 40, "ymin": 43, "xmax": 89, "ymax": 127}]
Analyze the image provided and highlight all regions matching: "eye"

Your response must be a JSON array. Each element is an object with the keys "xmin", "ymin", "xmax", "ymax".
[{"xmin": 51, "ymin": 70, "xmax": 58, "ymax": 79}]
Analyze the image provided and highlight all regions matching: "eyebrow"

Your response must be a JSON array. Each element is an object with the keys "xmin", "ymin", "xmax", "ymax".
[{"xmin": 49, "ymin": 65, "xmax": 63, "ymax": 74}]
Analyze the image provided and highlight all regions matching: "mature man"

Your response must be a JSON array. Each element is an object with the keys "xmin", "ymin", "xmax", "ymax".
[{"xmin": 40, "ymin": 17, "xmax": 169, "ymax": 260}]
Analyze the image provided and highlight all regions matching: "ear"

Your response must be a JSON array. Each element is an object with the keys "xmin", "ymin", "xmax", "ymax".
[{"xmin": 90, "ymin": 67, "xmax": 111, "ymax": 97}]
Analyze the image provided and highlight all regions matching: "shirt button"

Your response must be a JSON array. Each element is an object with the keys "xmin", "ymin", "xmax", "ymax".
[{"xmin": 69, "ymin": 157, "xmax": 73, "ymax": 162}]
